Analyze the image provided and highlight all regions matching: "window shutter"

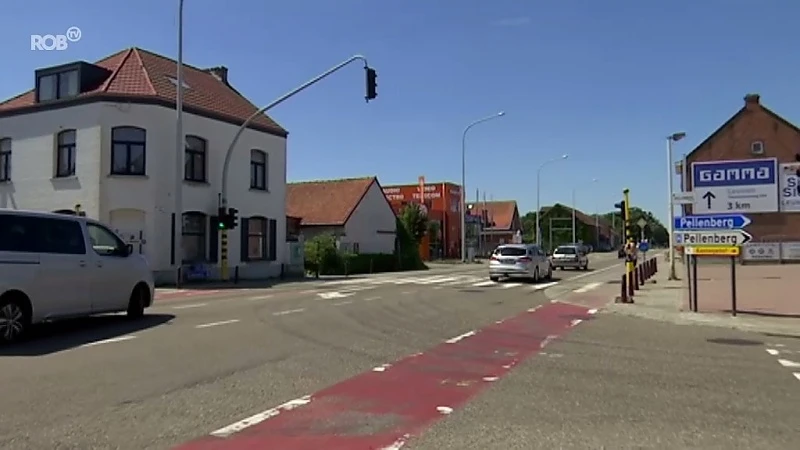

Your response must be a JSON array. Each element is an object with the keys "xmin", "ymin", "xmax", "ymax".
[
  {"xmin": 209, "ymin": 216, "xmax": 219, "ymax": 263},
  {"xmin": 240, "ymin": 217, "xmax": 250, "ymax": 262},
  {"xmin": 268, "ymin": 218, "xmax": 277, "ymax": 261}
]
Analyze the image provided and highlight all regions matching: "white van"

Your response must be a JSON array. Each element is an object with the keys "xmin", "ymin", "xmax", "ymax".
[{"xmin": 0, "ymin": 209, "xmax": 155, "ymax": 343}]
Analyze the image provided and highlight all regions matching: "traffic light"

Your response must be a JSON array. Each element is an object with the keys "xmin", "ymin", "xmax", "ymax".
[
  {"xmin": 365, "ymin": 67, "xmax": 377, "ymax": 101},
  {"xmin": 227, "ymin": 208, "xmax": 239, "ymax": 229},
  {"xmin": 614, "ymin": 200, "xmax": 626, "ymax": 220},
  {"xmin": 216, "ymin": 207, "xmax": 227, "ymax": 230}
]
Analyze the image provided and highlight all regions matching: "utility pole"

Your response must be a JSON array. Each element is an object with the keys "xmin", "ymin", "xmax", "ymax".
[
  {"xmin": 173, "ymin": 0, "xmax": 185, "ymax": 287},
  {"xmin": 219, "ymin": 55, "xmax": 376, "ymax": 280}
]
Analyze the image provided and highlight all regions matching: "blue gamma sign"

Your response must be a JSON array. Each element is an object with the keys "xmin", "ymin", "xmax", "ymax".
[{"xmin": 674, "ymin": 214, "xmax": 751, "ymax": 230}]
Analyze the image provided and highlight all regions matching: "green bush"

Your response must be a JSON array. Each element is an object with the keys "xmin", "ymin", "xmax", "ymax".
[{"xmin": 302, "ymin": 225, "xmax": 427, "ymax": 276}]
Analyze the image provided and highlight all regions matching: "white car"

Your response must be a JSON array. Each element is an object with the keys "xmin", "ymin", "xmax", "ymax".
[
  {"xmin": 489, "ymin": 244, "xmax": 552, "ymax": 282},
  {"xmin": 0, "ymin": 209, "xmax": 155, "ymax": 343}
]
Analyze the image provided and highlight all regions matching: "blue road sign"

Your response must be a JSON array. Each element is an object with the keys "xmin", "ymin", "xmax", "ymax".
[
  {"xmin": 691, "ymin": 158, "xmax": 778, "ymax": 214},
  {"xmin": 638, "ymin": 241, "xmax": 650, "ymax": 252},
  {"xmin": 674, "ymin": 214, "xmax": 751, "ymax": 230}
]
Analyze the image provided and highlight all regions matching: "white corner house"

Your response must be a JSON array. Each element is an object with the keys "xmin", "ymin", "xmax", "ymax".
[
  {"xmin": 0, "ymin": 47, "xmax": 288, "ymax": 284},
  {"xmin": 286, "ymin": 177, "xmax": 397, "ymax": 254}
]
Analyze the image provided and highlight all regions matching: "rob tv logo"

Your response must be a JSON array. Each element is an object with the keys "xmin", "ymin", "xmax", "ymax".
[{"xmin": 31, "ymin": 27, "xmax": 82, "ymax": 51}]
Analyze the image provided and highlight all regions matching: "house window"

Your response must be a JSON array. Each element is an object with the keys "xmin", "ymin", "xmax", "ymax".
[
  {"xmin": 247, "ymin": 217, "xmax": 268, "ymax": 260},
  {"xmin": 182, "ymin": 212, "xmax": 207, "ymax": 262},
  {"xmin": 111, "ymin": 127, "xmax": 146, "ymax": 175},
  {"xmin": 250, "ymin": 149, "xmax": 267, "ymax": 190},
  {"xmin": 37, "ymin": 70, "xmax": 79, "ymax": 102},
  {"xmin": 0, "ymin": 138, "xmax": 10, "ymax": 182},
  {"xmin": 184, "ymin": 135, "xmax": 206, "ymax": 182},
  {"xmin": 56, "ymin": 129, "xmax": 77, "ymax": 177}
]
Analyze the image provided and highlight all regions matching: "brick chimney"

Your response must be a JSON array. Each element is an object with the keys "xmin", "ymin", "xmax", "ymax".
[
  {"xmin": 744, "ymin": 93, "xmax": 760, "ymax": 110},
  {"xmin": 207, "ymin": 66, "xmax": 229, "ymax": 84}
]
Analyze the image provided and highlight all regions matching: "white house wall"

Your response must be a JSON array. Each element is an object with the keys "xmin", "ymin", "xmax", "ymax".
[
  {"xmin": 0, "ymin": 102, "xmax": 287, "ymax": 282},
  {"xmin": 343, "ymin": 181, "xmax": 396, "ymax": 254}
]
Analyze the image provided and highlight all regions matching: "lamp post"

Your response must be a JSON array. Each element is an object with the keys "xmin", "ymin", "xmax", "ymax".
[
  {"xmin": 460, "ymin": 111, "xmax": 506, "ymax": 262},
  {"xmin": 173, "ymin": 0, "xmax": 185, "ymax": 286},
  {"xmin": 571, "ymin": 178, "xmax": 598, "ymax": 244},
  {"xmin": 667, "ymin": 132, "xmax": 686, "ymax": 280},
  {"xmin": 535, "ymin": 154, "xmax": 569, "ymax": 246}
]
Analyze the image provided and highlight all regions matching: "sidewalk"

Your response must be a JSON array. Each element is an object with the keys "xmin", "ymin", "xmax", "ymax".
[{"xmin": 605, "ymin": 255, "xmax": 800, "ymax": 336}]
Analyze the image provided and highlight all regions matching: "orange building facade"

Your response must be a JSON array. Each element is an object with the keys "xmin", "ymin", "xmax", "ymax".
[{"xmin": 382, "ymin": 182, "xmax": 462, "ymax": 260}]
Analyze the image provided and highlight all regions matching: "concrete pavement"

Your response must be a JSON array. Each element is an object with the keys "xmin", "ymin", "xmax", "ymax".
[{"xmin": 0, "ymin": 255, "xmax": 621, "ymax": 449}]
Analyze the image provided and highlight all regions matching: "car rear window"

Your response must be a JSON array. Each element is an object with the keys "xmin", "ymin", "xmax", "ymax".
[
  {"xmin": 496, "ymin": 247, "xmax": 527, "ymax": 257},
  {"xmin": 554, "ymin": 246, "xmax": 577, "ymax": 255}
]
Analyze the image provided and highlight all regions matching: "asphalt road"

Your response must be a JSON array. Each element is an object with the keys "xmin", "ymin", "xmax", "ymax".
[{"xmin": 0, "ymin": 253, "xmax": 711, "ymax": 450}]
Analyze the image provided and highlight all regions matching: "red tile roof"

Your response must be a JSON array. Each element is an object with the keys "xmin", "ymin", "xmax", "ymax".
[
  {"xmin": 470, "ymin": 200, "xmax": 519, "ymax": 231},
  {"xmin": 0, "ymin": 47, "xmax": 286, "ymax": 136},
  {"xmin": 287, "ymin": 177, "xmax": 378, "ymax": 226},
  {"xmin": 541, "ymin": 204, "xmax": 615, "ymax": 238}
]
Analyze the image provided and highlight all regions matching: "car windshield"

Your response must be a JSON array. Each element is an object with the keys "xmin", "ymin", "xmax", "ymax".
[
  {"xmin": 496, "ymin": 247, "xmax": 527, "ymax": 257},
  {"xmin": 554, "ymin": 246, "xmax": 577, "ymax": 255}
]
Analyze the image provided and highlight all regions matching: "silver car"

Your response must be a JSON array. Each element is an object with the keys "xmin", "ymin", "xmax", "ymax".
[
  {"xmin": 489, "ymin": 244, "xmax": 552, "ymax": 282},
  {"xmin": 550, "ymin": 244, "xmax": 589, "ymax": 270}
]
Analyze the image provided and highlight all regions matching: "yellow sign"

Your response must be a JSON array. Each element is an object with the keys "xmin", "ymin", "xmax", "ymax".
[{"xmin": 685, "ymin": 246, "xmax": 740, "ymax": 256}]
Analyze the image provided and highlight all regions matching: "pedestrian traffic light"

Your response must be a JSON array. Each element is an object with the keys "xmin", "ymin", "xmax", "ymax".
[
  {"xmin": 227, "ymin": 208, "xmax": 239, "ymax": 229},
  {"xmin": 365, "ymin": 67, "xmax": 377, "ymax": 101}
]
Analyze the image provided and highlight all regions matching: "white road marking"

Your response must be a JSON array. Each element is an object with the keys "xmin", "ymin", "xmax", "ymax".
[
  {"xmin": 570, "ymin": 319, "xmax": 583, "ymax": 327},
  {"xmin": 436, "ymin": 406, "xmax": 453, "ymax": 415},
  {"xmin": 587, "ymin": 308, "xmax": 598, "ymax": 315},
  {"xmin": 778, "ymin": 359, "xmax": 800, "ymax": 368},
  {"xmin": 317, "ymin": 291, "xmax": 355, "ymax": 300},
  {"xmin": 364, "ymin": 296, "xmax": 381, "ymax": 301},
  {"xmin": 273, "ymin": 308, "xmax": 305, "ymax": 316},
  {"xmin": 418, "ymin": 276, "xmax": 452, "ymax": 284},
  {"xmin": 195, "ymin": 319, "xmax": 240, "ymax": 329},
  {"xmin": 172, "ymin": 302, "xmax": 207, "ymax": 310},
  {"xmin": 80, "ymin": 335, "xmax": 136, "ymax": 347},
  {"xmin": 211, "ymin": 396, "xmax": 312, "ymax": 437},
  {"xmin": 445, "ymin": 330, "xmax": 476, "ymax": 344},
  {"xmin": 380, "ymin": 433, "xmax": 411, "ymax": 450},
  {"xmin": 574, "ymin": 282, "xmax": 602, "ymax": 293},
  {"xmin": 472, "ymin": 280, "xmax": 496, "ymax": 287},
  {"xmin": 483, "ymin": 376, "xmax": 499, "ymax": 382},
  {"xmin": 401, "ymin": 291, "xmax": 414, "ymax": 295},
  {"xmin": 372, "ymin": 363, "xmax": 392, "ymax": 372},
  {"xmin": 332, "ymin": 300, "xmax": 354, "ymax": 306},
  {"xmin": 299, "ymin": 290, "xmax": 317, "ymax": 294},
  {"xmin": 793, "ymin": 373, "xmax": 800, "ymax": 382},
  {"xmin": 247, "ymin": 294, "xmax": 274, "ymax": 301},
  {"xmin": 532, "ymin": 281, "xmax": 558, "ymax": 290},
  {"xmin": 766, "ymin": 348, "xmax": 780, "ymax": 356},
  {"xmin": 502, "ymin": 283, "xmax": 522, "ymax": 289}
]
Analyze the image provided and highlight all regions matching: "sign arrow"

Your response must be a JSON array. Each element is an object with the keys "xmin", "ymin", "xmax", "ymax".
[{"xmin": 702, "ymin": 191, "xmax": 716, "ymax": 209}]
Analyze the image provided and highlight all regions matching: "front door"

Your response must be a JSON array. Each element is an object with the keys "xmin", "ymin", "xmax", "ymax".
[{"xmin": 85, "ymin": 222, "xmax": 133, "ymax": 313}]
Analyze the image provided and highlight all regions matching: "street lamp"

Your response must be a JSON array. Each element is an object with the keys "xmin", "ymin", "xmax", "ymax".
[
  {"xmin": 536, "ymin": 154, "xmax": 569, "ymax": 246},
  {"xmin": 667, "ymin": 131, "xmax": 686, "ymax": 280},
  {"xmin": 571, "ymin": 178, "xmax": 598, "ymax": 244},
  {"xmin": 173, "ymin": 0, "xmax": 185, "ymax": 286},
  {"xmin": 460, "ymin": 111, "xmax": 506, "ymax": 262}
]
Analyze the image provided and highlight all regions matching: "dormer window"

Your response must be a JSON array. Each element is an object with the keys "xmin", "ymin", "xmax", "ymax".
[{"xmin": 37, "ymin": 70, "xmax": 79, "ymax": 102}]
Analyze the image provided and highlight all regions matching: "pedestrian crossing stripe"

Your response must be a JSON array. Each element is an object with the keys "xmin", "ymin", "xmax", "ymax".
[{"xmin": 323, "ymin": 275, "xmax": 559, "ymax": 290}]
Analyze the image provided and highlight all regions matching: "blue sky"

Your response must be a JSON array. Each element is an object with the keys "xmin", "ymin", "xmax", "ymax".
[{"xmin": 2, "ymin": 0, "xmax": 799, "ymax": 224}]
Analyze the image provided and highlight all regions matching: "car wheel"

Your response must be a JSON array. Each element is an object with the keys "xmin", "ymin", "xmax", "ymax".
[
  {"xmin": 0, "ymin": 296, "xmax": 31, "ymax": 344},
  {"xmin": 544, "ymin": 265, "xmax": 553, "ymax": 280},
  {"xmin": 490, "ymin": 276, "xmax": 500, "ymax": 282},
  {"xmin": 126, "ymin": 285, "xmax": 147, "ymax": 319},
  {"xmin": 532, "ymin": 267, "xmax": 540, "ymax": 282}
]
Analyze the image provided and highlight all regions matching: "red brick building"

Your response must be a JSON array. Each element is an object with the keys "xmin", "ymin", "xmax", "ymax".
[
  {"xmin": 382, "ymin": 182, "xmax": 462, "ymax": 259},
  {"xmin": 683, "ymin": 94, "xmax": 800, "ymax": 257}
]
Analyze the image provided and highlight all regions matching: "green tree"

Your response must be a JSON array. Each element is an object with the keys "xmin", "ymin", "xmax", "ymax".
[
  {"xmin": 399, "ymin": 202, "xmax": 429, "ymax": 243},
  {"xmin": 601, "ymin": 207, "xmax": 668, "ymax": 246}
]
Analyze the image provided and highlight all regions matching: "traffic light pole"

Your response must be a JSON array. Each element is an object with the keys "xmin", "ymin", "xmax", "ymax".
[
  {"xmin": 218, "ymin": 54, "xmax": 372, "ymax": 280},
  {"xmin": 623, "ymin": 189, "xmax": 634, "ymax": 294}
]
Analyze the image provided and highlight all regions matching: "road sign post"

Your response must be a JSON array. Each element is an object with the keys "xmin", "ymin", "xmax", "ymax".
[{"xmin": 691, "ymin": 158, "xmax": 779, "ymax": 214}]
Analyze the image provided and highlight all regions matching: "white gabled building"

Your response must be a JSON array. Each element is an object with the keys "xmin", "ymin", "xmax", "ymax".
[
  {"xmin": 0, "ymin": 47, "xmax": 288, "ymax": 283},
  {"xmin": 286, "ymin": 177, "xmax": 397, "ymax": 254}
]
